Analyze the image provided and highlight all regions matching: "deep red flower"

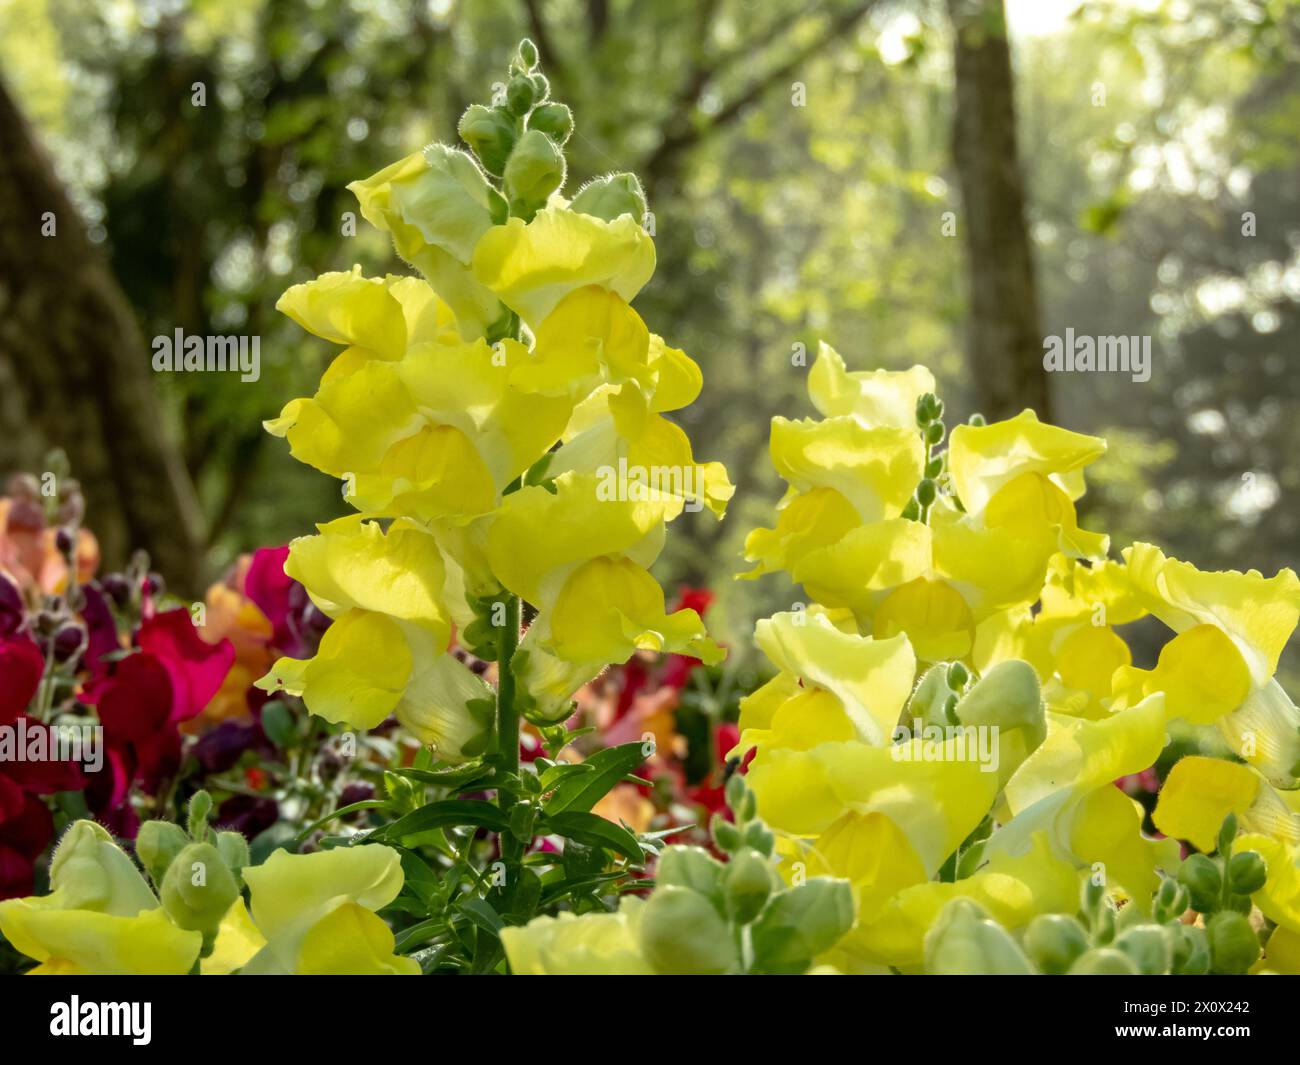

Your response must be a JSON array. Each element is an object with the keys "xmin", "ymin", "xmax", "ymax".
[
  {"xmin": 0, "ymin": 634, "xmax": 44, "ymax": 725},
  {"xmin": 136, "ymin": 609, "xmax": 235, "ymax": 723},
  {"xmin": 245, "ymin": 546, "xmax": 301, "ymax": 654}
]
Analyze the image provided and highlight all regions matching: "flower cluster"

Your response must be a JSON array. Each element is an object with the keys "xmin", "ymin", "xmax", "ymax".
[
  {"xmin": 730, "ymin": 343, "xmax": 1300, "ymax": 973},
  {"xmin": 255, "ymin": 40, "xmax": 730, "ymax": 760}
]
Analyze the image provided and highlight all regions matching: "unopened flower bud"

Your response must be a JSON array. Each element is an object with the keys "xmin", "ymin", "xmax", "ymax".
[
  {"xmin": 1227, "ymin": 850, "xmax": 1267, "ymax": 895},
  {"xmin": 1179, "ymin": 853, "xmax": 1222, "ymax": 912},
  {"xmin": 458, "ymin": 104, "xmax": 518, "ymax": 177},
  {"xmin": 160, "ymin": 842, "xmax": 239, "ymax": 938},
  {"xmin": 723, "ymin": 848, "xmax": 773, "ymax": 924},
  {"xmin": 506, "ymin": 75, "xmax": 536, "ymax": 115},
  {"xmin": 504, "ymin": 129, "xmax": 566, "ymax": 216},
  {"xmin": 1023, "ymin": 913, "xmax": 1089, "ymax": 974},
  {"xmin": 639, "ymin": 886, "xmax": 735, "ymax": 974},
  {"xmin": 1207, "ymin": 910, "xmax": 1260, "ymax": 974},
  {"xmin": 135, "ymin": 820, "xmax": 190, "ymax": 887},
  {"xmin": 528, "ymin": 102, "xmax": 573, "ymax": 144},
  {"xmin": 1115, "ymin": 923, "xmax": 1174, "ymax": 975},
  {"xmin": 570, "ymin": 173, "xmax": 645, "ymax": 223}
]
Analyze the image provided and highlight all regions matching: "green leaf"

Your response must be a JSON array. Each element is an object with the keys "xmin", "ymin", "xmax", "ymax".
[
  {"xmin": 543, "ymin": 811, "xmax": 644, "ymax": 862},
  {"xmin": 749, "ymin": 878, "xmax": 854, "ymax": 974},
  {"xmin": 374, "ymin": 800, "xmax": 510, "ymax": 843},
  {"xmin": 544, "ymin": 742, "xmax": 648, "ymax": 814},
  {"xmin": 389, "ymin": 763, "xmax": 495, "ymax": 790},
  {"xmin": 293, "ymin": 799, "xmax": 390, "ymax": 842},
  {"xmin": 458, "ymin": 896, "xmax": 504, "ymax": 936}
]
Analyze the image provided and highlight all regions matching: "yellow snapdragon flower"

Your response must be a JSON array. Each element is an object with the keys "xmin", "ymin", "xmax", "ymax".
[{"xmin": 256, "ymin": 516, "xmax": 494, "ymax": 760}]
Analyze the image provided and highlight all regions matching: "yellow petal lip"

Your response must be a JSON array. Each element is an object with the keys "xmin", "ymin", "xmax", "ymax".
[
  {"xmin": 948, "ymin": 409, "xmax": 1106, "ymax": 517},
  {"xmin": 808, "ymin": 342, "xmax": 936, "ymax": 428},
  {"xmin": 472, "ymin": 206, "xmax": 656, "ymax": 329}
]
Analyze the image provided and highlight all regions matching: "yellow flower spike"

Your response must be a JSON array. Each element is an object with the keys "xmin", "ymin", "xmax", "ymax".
[
  {"xmin": 239, "ymin": 845, "xmax": 419, "ymax": 975},
  {"xmin": 769, "ymin": 416, "xmax": 925, "ymax": 524},
  {"xmin": 348, "ymin": 146, "xmax": 506, "ymax": 338},
  {"xmin": 502, "ymin": 898, "xmax": 652, "ymax": 975},
  {"xmin": 1153, "ymin": 757, "xmax": 1300, "ymax": 852},
  {"xmin": 0, "ymin": 821, "xmax": 201, "ymax": 975},
  {"xmin": 472, "ymin": 206, "xmax": 656, "ymax": 331},
  {"xmin": 807, "ymin": 342, "xmax": 937, "ymax": 428},
  {"xmin": 929, "ymin": 507, "xmax": 1056, "ymax": 614},
  {"xmin": 947, "ymin": 409, "xmax": 1107, "ymax": 518},
  {"xmin": 753, "ymin": 611, "xmax": 916, "ymax": 746}
]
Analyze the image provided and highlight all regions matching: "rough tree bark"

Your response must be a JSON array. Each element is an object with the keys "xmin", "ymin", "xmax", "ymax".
[
  {"xmin": 946, "ymin": 0, "xmax": 1051, "ymax": 421},
  {"xmin": 0, "ymin": 77, "xmax": 205, "ymax": 591}
]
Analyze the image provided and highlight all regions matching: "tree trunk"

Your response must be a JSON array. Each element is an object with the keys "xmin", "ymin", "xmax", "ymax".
[
  {"xmin": 946, "ymin": 0, "xmax": 1050, "ymax": 421},
  {"xmin": 0, "ymin": 77, "xmax": 205, "ymax": 592}
]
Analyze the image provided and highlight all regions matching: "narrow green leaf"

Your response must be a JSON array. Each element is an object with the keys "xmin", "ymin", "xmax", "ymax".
[{"xmin": 544, "ymin": 742, "xmax": 648, "ymax": 814}]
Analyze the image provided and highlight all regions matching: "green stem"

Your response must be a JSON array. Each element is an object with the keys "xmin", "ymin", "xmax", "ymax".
[{"xmin": 496, "ymin": 593, "xmax": 522, "ymax": 798}]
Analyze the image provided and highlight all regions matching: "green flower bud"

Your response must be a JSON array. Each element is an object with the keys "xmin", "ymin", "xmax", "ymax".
[
  {"xmin": 570, "ymin": 173, "xmax": 647, "ymax": 224},
  {"xmin": 916, "ymin": 478, "xmax": 937, "ymax": 507},
  {"xmin": 923, "ymin": 899, "xmax": 1035, "ymax": 975},
  {"xmin": 458, "ymin": 104, "xmax": 518, "ymax": 177},
  {"xmin": 968, "ymin": 412, "xmax": 986, "ymax": 426},
  {"xmin": 1171, "ymin": 923, "xmax": 1211, "ymax": 975},
  {"xmin": 1179, "ymin": 853, "xmax": 1222, "ymax": 912},
  {"xmin": 1023, "ymin": 913, "xmax": 1089, "ymax": 975},
  {"xmin": 1218, "ymin": 812, "xmax": 1238, "ymax": 857},
  {"xmin": 187, "ymin": 790, "xmax": 213, "ymax": 841},
  {"xmin": 639, "ymin": 886, "xmax": 736, "ymax": 974},
  {"xmin": 135, "ymin": 820, "xmax": 189, "ymax": 887},
  {"xmin": 947, "ymin": 661, "xmax": 970, "ymax": 690},
  {"xmin": 503, "ymin": 129, "xmax": 566, "ymax": 217},
  {"xmin": 160, "ymin": 842, "xmax": 239, "ymax": 938},
  {"xmin": 1154, "ymin": 876, "xmax": 1190, "ymax": 923},
  {"xmin": 925, "ymin": 455, "xmax": 944, "ymax": 479},
  {"xmin": 1114, "ymin": 923, "xmax": 1174, "ymax": 975},
  {"xmin": 925, "ymin": 420, "xmax": 945, "ymax": 445},
  {"xmin": 1207, "ymin": 910, "xmax": 1260, "ymax": 974},
  {"xmin": 215, "ymin": 831, "xmax": 250, "ymax": 882},
  {"xmin": 723, "ymin": 848, "xmax": 774, "ymax": 925},
  {"xmin": 1068, "ymin": 947, "xmax": 1140, "ymax": 975},
  {"xmin": 711, "ymin": 814, "xmax": 742, "ymax": 853},
  {"xmin": 742, "ymin": 820, "xmax": 775, "ymax": 857},
  {"xmin": 656, "ymin": 845, "xmax": 726, "ymax": 900},
  {"xmin": 506, "ymin": 75, "xmax": 536, "ymax": 115},
  {"xmin": 900, "ymin": 498, "xmax": 921, "ymax": 521},
  {"xmin": 517, "ymin": 38, "xmax": 539, "ymax": 70},
  {"xmin": 529, "ymin": 72, "xmax": 550, "ymax": 103},
  {"xmin": 1227, "ymin": 850, "xmax": 1267, "ymax": 895},
  {"xmin": 1092, "ymin": 901, "xmax": 1116, "ymax": 945},
  {"xmin": 527, "ymin": 102, "xmax": 574, "ymax": 145},
  {"xmin": 915, "ymin": 393, "xmax": 938, "ymax": 424},
  {"xmin": 724, "ymin": 772, "xmax": 748, "ymax": 815}
]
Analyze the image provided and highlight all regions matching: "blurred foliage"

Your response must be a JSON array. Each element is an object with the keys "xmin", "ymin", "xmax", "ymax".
[{"xmin": 0, "ymin": 0, "xmax": 1296, "ymax": 674}]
